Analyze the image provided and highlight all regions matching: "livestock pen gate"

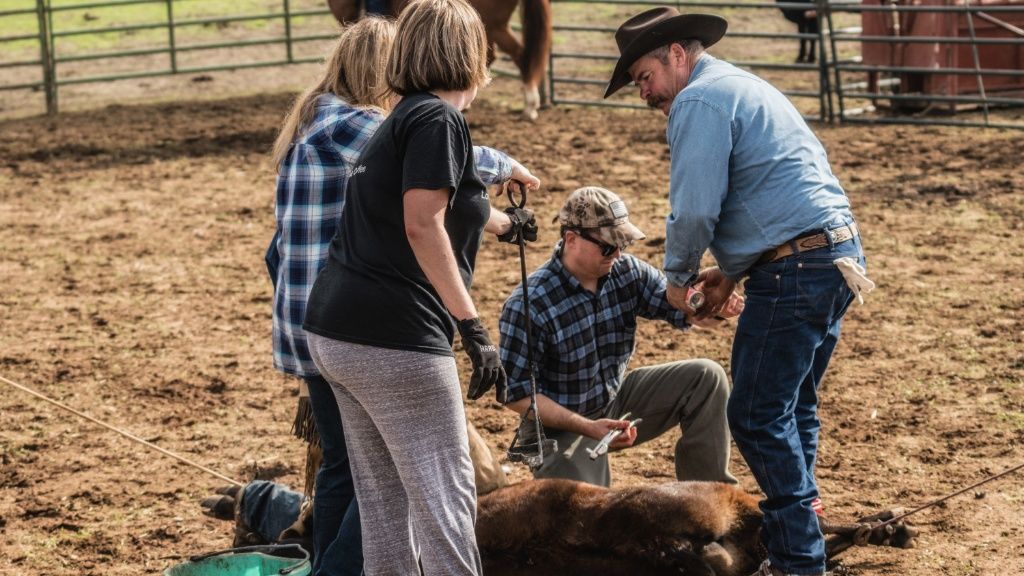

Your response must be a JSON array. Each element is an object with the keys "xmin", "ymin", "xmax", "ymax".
[
  {"xmin": 826, "ymin": 0, "xmax": 1024, "ymax": 128},
  {"xmin": 547, "ymin": 0, "xmax": 834, "ymax": 122},
  {"xmin": 0, "ymin": 0, "xmax": 343, "ymax": 115},
  {"xmin": 2, "ymin": 0, "xmax": 1024, "ymax": 128},
  {"xmin": 546, "ymin": 0, "xmax": 1024, "ymax": 128}
]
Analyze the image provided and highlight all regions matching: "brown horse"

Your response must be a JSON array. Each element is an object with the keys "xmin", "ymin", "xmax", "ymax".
[{"xmin": 327, "ymin": 0, "xmax": 552, "ymax": 120}]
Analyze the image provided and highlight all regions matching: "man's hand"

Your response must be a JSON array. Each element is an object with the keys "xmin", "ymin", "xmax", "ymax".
[
  {"xmin": 507, "ymin": 160, "xmax": 540, "ymax": 192},
  {"xmin": 495, "ymin": 161, "xmax": 541, "ymax": 197},
  {"xmin": 666, "ymin": 283, "xmax": 697, "ymax": 315},
  {"xmin": 457, "ymin": 317, "xmax": 508, "ymax": 403},
  {"xmin": 694, "ymin": 267, "xmax": 737, "ymax": 321},
  {"xmin": 691, "ymin": 291, "xmax": 745, "ymax": 328},
  {"xmin": 586, "ymin": 418, "xmax": 637, "ymax": 451}
]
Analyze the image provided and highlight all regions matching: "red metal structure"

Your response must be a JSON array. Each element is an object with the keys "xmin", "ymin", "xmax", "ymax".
[{"xmin": 861, "ymin": 0, "xmax": 1024, "ymax": 108}]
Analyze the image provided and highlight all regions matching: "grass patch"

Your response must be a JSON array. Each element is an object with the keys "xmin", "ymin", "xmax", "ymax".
[
  {"xmin": 1000, "ymin": 411, "xmax": 1024, "ymax": 430},
  {"xmin": 0, "ymin": 0, "xmax": 330, "ymax": 55}
]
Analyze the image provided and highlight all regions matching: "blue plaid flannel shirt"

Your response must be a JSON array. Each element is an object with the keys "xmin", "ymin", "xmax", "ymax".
[
  {"xmin": 499, "ymin": 244, "xmax": 690, "ymax": 417},
  {"xmin": 268, "ymin": 93, "xmax": 515, "ymax": 376}
]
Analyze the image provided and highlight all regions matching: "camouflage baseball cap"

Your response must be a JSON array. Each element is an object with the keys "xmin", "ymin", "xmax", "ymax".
[{"xmin": 557, "ymin": 186, "xmax": 646, "ymax": 250}]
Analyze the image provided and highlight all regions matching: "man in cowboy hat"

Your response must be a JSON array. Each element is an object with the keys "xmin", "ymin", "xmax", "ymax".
[
  {"xmin": 498, "ymin": 186, "xmax": 743, "ymax": 487},
  {"xmin": 604, "ymin": 7, "xmax": 872, "ymax": 576}
]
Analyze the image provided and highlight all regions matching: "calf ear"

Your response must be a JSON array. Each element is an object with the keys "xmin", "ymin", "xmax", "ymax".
[{"xmin": 700, "ymin": 542, "xmax": 734, "ymax": 575}]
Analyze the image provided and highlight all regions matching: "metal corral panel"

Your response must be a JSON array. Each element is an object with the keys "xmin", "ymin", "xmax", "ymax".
[{"xmin": 861, "ymin": 0, "xmax": 1024, "ymax": 99}]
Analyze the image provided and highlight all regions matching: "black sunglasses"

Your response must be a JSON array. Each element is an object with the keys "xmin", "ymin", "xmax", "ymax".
[{"xmin": 573, "ymin": 230, "xmax": 620, "ymax": 257}]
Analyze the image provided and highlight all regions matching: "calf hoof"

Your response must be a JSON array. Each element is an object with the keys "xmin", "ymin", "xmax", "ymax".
[
  {"xmin": 215, "ymin": 484, "xmax": 241, "ymax": 498},
  {"xmin": 200, "ymin": 495, "xmax": 236, "ymax": 521},
  {"xmin": 856, "ymin": 509, "xmax": 918, "ymax": 549}
]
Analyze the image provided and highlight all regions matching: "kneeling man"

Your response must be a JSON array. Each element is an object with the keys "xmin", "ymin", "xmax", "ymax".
[{"xmin": 499, "ymin": 186, "xmax": 741, "ymax": 486}]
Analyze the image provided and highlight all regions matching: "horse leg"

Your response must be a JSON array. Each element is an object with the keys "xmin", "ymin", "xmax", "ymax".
[
  {"xmin": 489, "ymin": 26, "xmax": 523, "ymax": 73},
  {"xmin": 522, "ymin": 85, "xmax": 541, "ymax": 122},
  {"xmin": 807, "ymin": 17, "xmax": 818, "ymax": 63},
  {"xmin": 388, "ymin": 0, "xmax": 409, "ymax": 17},
  {"xmin": 327, "ymin": 0, "xmax": 361, "ymax": 24},
  {"xmin": 518, "ymin": 0, "xmax": 552, "ymax": 115},
  {"xmin": 797, "ymin": 21, "xmax": 809, "ymax": 63},
  {"xmin": 490, "ymin": 26, "xmax": 539, "ymax": 120},
  {"xmin": 485, "ymin": 38, "xmax": 499, "ymax": 67}
]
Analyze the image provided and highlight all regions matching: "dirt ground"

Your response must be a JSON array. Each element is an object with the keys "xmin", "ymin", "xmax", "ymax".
[{"xmin": 1, "ymin": 74, "xmax": 1023, "ymax": 576}]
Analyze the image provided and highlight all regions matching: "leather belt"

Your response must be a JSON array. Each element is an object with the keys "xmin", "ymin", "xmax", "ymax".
[{"xmin": 756, "ymin": 222, "xmax": 859, "ymax": 265}]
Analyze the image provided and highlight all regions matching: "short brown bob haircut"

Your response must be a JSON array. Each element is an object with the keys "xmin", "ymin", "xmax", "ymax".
[{"xmin": 387, "ymin": 0, "xmax": 491, "ymax": 95}]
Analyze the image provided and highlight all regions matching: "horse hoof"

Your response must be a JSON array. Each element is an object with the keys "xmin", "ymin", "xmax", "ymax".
[{"xmin": 522, "ymin": 85, "xmax": 540, "ymax": 121}]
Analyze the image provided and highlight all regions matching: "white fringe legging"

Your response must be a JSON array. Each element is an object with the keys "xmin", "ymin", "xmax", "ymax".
[{"xmin": 308, "ymin": 333, "xmax": 481, "ymax": 576}]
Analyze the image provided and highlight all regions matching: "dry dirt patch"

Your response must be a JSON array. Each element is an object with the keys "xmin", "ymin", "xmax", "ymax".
[{"xmin": 1, "ymin": 79, "xmax": 1022, "ymax": 575}]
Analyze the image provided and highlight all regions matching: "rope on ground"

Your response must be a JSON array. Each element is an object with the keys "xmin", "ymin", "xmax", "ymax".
[
  {"xmin": 0, "ymin": 373, "xmax": 242, "ymax": 487},
  {"xmin": 879, "ymin": 460, "xmax": 1024, "ymax": 527}
]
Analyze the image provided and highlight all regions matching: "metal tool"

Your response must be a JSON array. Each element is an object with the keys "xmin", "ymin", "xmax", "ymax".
[
  {"xmin": 585, "ymin": 413, "xmax": 643, "ymax": 460},
  {"xmin": 504, "ymin": 181, "xmax": 558, "ymax": 471},
  {"xmin": 686, "ymin": 286, "xmax": 705, "ymax": 310}
]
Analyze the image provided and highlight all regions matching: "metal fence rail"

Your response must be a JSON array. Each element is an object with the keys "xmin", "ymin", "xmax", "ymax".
[
  {"xmin": 825, "ymin": 0, "xmax": 1024, "ymax": 129},
  {"xmin": 0, "ymin": 3, "xmax": 49, "ymax": 99},
  {"xmin": 0, "ymin": 0, "xmax": 338, "ymax": 114},
  {"xmin": 548, "ymin": 0, "xmax": 835, "ymax": 121},
  {"xmin": 3, "ymin": 0, "xmax": 1024, "ymax": 128}
]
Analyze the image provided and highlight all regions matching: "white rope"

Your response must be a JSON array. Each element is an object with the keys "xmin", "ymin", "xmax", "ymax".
[{"xmin": 1, "ymin": 373, "xmax": 242, "ymax": 487}]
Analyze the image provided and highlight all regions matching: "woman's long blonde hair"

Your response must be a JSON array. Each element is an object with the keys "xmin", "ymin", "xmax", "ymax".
[
  {"xmin": 272, "ymin": 16, "xmax": 396, "ymax": 170},
  {"xmin": 387, "ymin": 0, "xmax": 490, "ymax": 95}
]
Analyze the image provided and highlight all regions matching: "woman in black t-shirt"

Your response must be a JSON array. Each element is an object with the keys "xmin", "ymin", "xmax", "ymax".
[{"xmin": 303, "ymin": 0, "xmax": 538, "ymax": 574}]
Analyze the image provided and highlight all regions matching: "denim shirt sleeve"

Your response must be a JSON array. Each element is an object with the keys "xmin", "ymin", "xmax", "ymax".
[
  {"xmin": 633, "ymin": 257, "xmax": 690, "ymax": 330},
  {"xmin": 473, "ymin": 145, "xmax": 513, "ymax": 186},
  {"xmin": 664, "ymin": 97, "xmax": 733, "ymax": 287}
]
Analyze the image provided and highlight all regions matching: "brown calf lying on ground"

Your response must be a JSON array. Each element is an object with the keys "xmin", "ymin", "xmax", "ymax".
[
  {"xmin": 477, "ymin": 479, "xmax": 916, "ymax": 576},
  {"xmin": 204, "ymin": 477, "xmax": 915, "ymax": 576},
  {"xmin": 478, "ymin": 479, "xmax": 763, "ymax": 576}
]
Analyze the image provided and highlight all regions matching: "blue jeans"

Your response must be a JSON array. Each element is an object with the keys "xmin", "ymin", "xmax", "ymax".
[
  {"xmin": 240, "ymin": 480, "xmax": 305, "ymax": 544},
  {"xmin": 728, "ymin": 229, "xmax": 864, "ymax": 575},
  {"xmin": 306, "ymin": 374, "xmax": 363, "ymax": 576}
]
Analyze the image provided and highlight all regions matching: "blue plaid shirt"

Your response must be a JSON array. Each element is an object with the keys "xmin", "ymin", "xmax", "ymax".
[
  {"xmin": 268, "ymin": 93, "xmax": 515, "ymax": 376},
  {"xmin": 499, "ymin": 244, "xmax": 691, "ymax": 417}
]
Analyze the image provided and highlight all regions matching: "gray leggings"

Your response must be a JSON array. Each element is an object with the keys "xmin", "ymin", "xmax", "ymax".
[{"xmin": 308, "ymin": 334, "xmax": 481, "ymax": 576}]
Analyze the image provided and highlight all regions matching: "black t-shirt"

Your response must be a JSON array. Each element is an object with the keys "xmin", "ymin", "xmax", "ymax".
[{"xmin": 303, "ymin": 92, "xmax": 491, "ymax": 356}]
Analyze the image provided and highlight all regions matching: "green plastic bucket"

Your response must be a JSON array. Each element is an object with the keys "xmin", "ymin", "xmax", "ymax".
[{"xmin": 164, "ymin": 545, "xmax": 311, "ymax": 576}]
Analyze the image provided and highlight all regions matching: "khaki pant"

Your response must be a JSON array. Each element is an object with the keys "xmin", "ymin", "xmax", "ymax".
[{"xmin": 533, "ymin": 358, "xmax": 737, "ymax": 487}]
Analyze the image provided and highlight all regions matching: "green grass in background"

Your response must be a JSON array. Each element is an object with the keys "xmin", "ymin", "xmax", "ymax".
[{"xmin": 0, "ymin": 0, "xmax": 332, "ymax": 55}]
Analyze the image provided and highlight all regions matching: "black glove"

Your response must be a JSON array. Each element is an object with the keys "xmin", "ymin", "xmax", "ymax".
[
  {"xmin": 457, "ymin": 317, "xmax": 508, "ymax": 403},
  {"xmin": 496, "ymin": 207, "xmax": 538, "ymax": 245}
]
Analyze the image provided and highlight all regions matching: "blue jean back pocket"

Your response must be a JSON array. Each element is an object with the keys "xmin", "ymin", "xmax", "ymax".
[{"xmin": 793, "ymin": 258, "xmax": 848, "ymax": 325}]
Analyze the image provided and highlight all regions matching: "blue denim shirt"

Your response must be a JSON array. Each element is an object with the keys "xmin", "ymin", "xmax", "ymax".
[{"xmin": 664, "ymin": 55, "xmax": 854, "ymax": 285}]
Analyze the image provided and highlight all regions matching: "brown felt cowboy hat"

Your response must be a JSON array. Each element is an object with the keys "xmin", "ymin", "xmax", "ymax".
[{"xmin": 603, "ymin": 7, "xmax": 728, "ymax": 98}]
